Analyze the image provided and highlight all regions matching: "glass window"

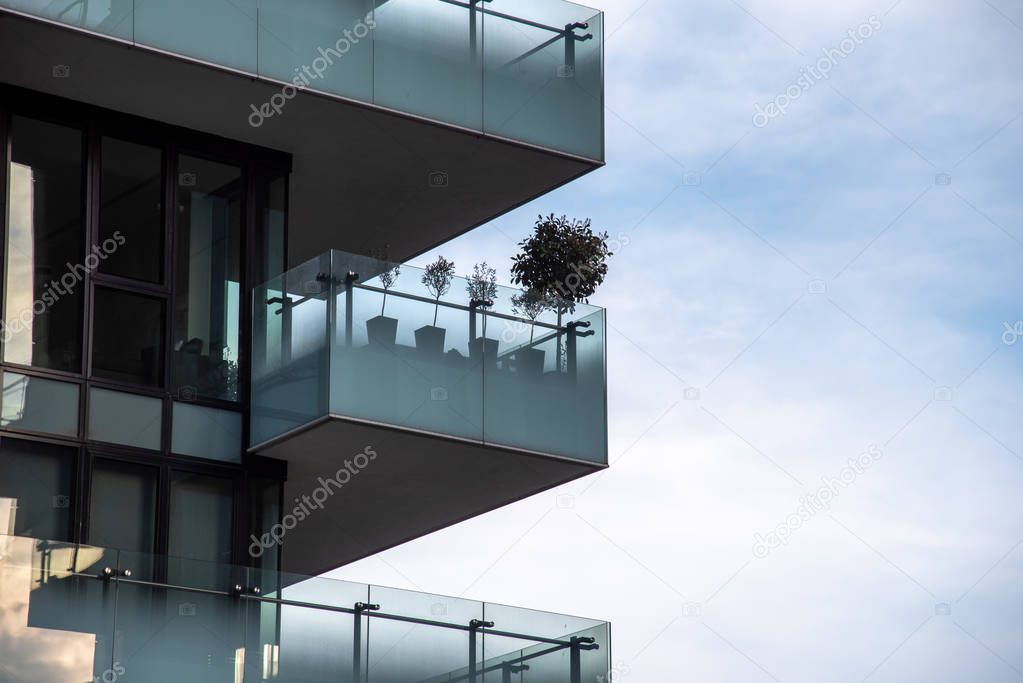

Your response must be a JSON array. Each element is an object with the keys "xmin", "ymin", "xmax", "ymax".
[
  {"xmin": 0, "ymin": 437, "xmax": 74, "ymax": 541},
  {"xmin": 1, "ymin": 371, "xmax": 80, "ymax": 437},
  {"xmin": 168, "ymin": 471, "xmax": 233, "ymax": 584},
  {"xmin": 87, "ymin": 387, "xmax": 162, "ymax": 451},
  {"xmin": 98, "ymin": 137, "xmax": 164, "ymax": 283},
  {"xmin": 257, "ymin": 173, "xmax": 286, "ymax": 285},
  {"xmin": 171, "ymin": 401, "xmax": 242, "ymax": 462},
  {"xmin": 173, "ymin": 155, "xmax": 242, "ymax": 401},
  {"xmin": 89, "ymin": 458, "xmax": 158, "ymax": 578},
  {"xmin": 3, "ymin": 116, "xmax": 84, "ymax": 373},
  {"xmin": 91, "ymin": 286, "xmax": 165, "ymax": 386}
]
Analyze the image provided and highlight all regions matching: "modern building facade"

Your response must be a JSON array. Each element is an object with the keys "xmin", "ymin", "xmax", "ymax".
[{"xmin": 0, "ymin": 1, "xmax": 607, "ymax": 681}]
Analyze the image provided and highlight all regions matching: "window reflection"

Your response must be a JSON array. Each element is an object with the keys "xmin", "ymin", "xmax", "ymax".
[
  {"xmin": 173, "ymin": 155, "xmax": 242, "ymax": 401},
  {"xmin": 99, "ymin": 136, "xmax": 163, "ymax": 283},
  {"xmin": 3, "ymin": 116, "xmax": 84, "ymax": 373},
  {"xmin": 91, "ymin": 286, "xmax": 165, "ymax": 386}
]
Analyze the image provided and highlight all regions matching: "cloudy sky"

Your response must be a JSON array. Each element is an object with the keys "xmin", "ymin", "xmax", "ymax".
[{"xmin": 332, "ymin": 1, "xmax": 1023, "ymax": 679}]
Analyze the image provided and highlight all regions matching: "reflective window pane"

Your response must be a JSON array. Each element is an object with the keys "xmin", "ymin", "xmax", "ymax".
[
  {"xmin": 91, "ymin": 286, "xmax": 165, "ymax": 386},
  {"xmin": 168, "ymin": 471, "xmax": 233, "ymax": 584},
  {"xmin": 89, "ymin": 458, "xmax": 158, "ymax": 579},
  {"xmin": 1, "ymin": 371, "xmax": 80, "ymax": 437},
  {"xmin": 0, "ymin": 436, "xmax": 74, "ymax": 540},
  {"xmin": 99, "ymin": 137, "xmax": 163, "ymax": 283},
  {"xmin": 3, "ymin": 116, "xmax": 84, "ymax": 373},
  {"xmin": 87, "ymin": 387, "xmax": 162, "ymax": 451},
  {"xmin": 173, "ymin": 155, "xmax": 242, "ymax": 401}
]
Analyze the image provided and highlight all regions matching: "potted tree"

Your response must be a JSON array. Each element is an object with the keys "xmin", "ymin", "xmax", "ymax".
[
  {"xmin": 466, "ymin": 261, "xmax": 499, "ymax": 366},
  {"xmin": 366, "ymin": 264, "xmax": 400, "ymax": 346},
  {"xmin": 510, "ymin": 214, "xmax": 611, "ymax": 372},
  {"xmin": 511, "ymin": 288, "xmax": 550, "ymax": 375},
  {"xmin": 415, "ymin": 256, "xmax": 455, "ymax": 355}
]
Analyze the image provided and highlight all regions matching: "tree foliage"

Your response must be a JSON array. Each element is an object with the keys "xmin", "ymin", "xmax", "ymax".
[{"xmin": 510, "ymin": 214, "xmax": 611, "ymax": 313}]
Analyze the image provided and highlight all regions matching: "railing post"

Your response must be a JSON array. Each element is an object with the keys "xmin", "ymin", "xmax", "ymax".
[
  {"xmin": 353, "ymin": 601, "xmax": 379, "ymax": 682},
  {"xmin": 469, "ymin": 619, "xmax": 494, "ymax": 683},
  {"xmin": 569, "ymin": 636, "xmax": 582, "ymax": 683},
  {"xmin": 344, "ymin": 271, "xmax": 358, "ymax": 348}
]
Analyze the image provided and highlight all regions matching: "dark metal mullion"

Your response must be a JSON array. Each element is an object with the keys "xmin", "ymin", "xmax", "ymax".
[
  {"xmin": 165, "ymin": 143, "xmax": 178, "ymax": 408},
  {"xmin": 0, "ymin": 105, "xmax": 9, "ymax": 348},
  {"xmin": 155, "ymin": 461, "xmax": 171, "ymax": 583}
]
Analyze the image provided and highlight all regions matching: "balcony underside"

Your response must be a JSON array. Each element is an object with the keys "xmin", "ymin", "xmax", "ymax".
[
  {"xmin": 254, "ymin": 415, "xmax": 603, "ymax": 576},
  {"xmin": 0, "ymin": 11, "xmax": 600, "ymax": 265}
]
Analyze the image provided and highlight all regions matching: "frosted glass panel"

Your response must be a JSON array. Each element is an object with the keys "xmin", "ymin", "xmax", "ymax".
[
  {"xmin": 0, "ymin": 0, "xmax": 132, "ymax": 40},
  {"xmin": 373, "ymin": 0, "xmax": 483, "ymax": 129},
  {"xmin": 171, "ymin": 402, "xmax": 242, "ymax": 462},
  {"xmin": 1, "ymin": 371, "xmax": 79, "ymax": 437},
  {"xmin": 258, "ymin": 0, "xmax": 374, "ymax": 102},
  {"xmin": 87, "ymin": 387, "xmax": 162, "ymax": 450},
  {"xmin": 134, "ymin": 0, "xmax": 258, "ymax": 72}
]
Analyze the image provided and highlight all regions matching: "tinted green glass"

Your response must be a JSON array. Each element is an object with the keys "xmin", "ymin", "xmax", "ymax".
[
  {"xmin": 134, "ymin": 0, "xmax": 257, "ymax": 72},
  {"xmin": 373, "ymin": 0, "xmax": 483, "ymax": 130},
  {"xmin": 251, "ymin": 250, "xmax": 607, "ymax": 463}
]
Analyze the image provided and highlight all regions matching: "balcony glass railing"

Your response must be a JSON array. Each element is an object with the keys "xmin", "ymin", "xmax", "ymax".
[
  {"xmin": 0, "ymin": 533, "xmax": 609, "ymax": 682},
  {"xmin": 0, "ymin": 0, "xmax": 604, "ymax": 160},
  {"xmin": 251, "ymin": 250, "xmax": 607, "ymax": 464}
]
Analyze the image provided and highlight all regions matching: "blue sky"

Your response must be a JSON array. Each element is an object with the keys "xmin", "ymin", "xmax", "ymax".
[{"xmin": 332, "ymin": 1, "xmax": 1023, "ymax": 679}]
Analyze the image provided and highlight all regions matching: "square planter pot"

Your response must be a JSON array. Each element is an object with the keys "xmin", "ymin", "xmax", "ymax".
[
  {"xmin": 515, "ymin": 347, "xmax": 546, "ymax": 376},
  {"xmin": 366, "ymin": 315, "xmax": 398, "ymax": 346},
  {"xmin": 414, "ymin": 325, "xmax": 446, "ymax": 355},
  {"xmin": 469, "ymin": 337, "xmax": 499, "ymax": 367}
]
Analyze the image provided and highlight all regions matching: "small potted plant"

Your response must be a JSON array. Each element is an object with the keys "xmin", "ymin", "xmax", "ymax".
[
  {"xmin": 511, "ymin": 288, "xmax": 550, "ymax": 375},
  {"xmin": 415, "ymin": 256, "xmax": 455, "ymax": 355},
  {"xmin": 511, "ymin": 214, "xmax": 611, "ymax": 372},
  {"xmin": 366, "ymin": 264, "xmax": 400, "ymax": 346},
  {"xmin": 466, "ymin": 261, "xmax": 499, "ymax": 366}
]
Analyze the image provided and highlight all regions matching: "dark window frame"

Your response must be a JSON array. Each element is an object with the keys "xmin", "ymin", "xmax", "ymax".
[{"xmin": 0, "ymin": 86, "xmax": 290, "ymax": 569}]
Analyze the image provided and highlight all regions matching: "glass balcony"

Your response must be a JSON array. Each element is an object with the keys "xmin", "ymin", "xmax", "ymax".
[
  {"xmin": 251, "ymin": 250, "xmax": 607, "ymax": 465},
  {"xmin": 0, "ymin": 0, "xmax": 604, "ymax": 160},
  {"xmin": 0, "ymin": 532, "xmax": 610, "ymax": 682}
]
